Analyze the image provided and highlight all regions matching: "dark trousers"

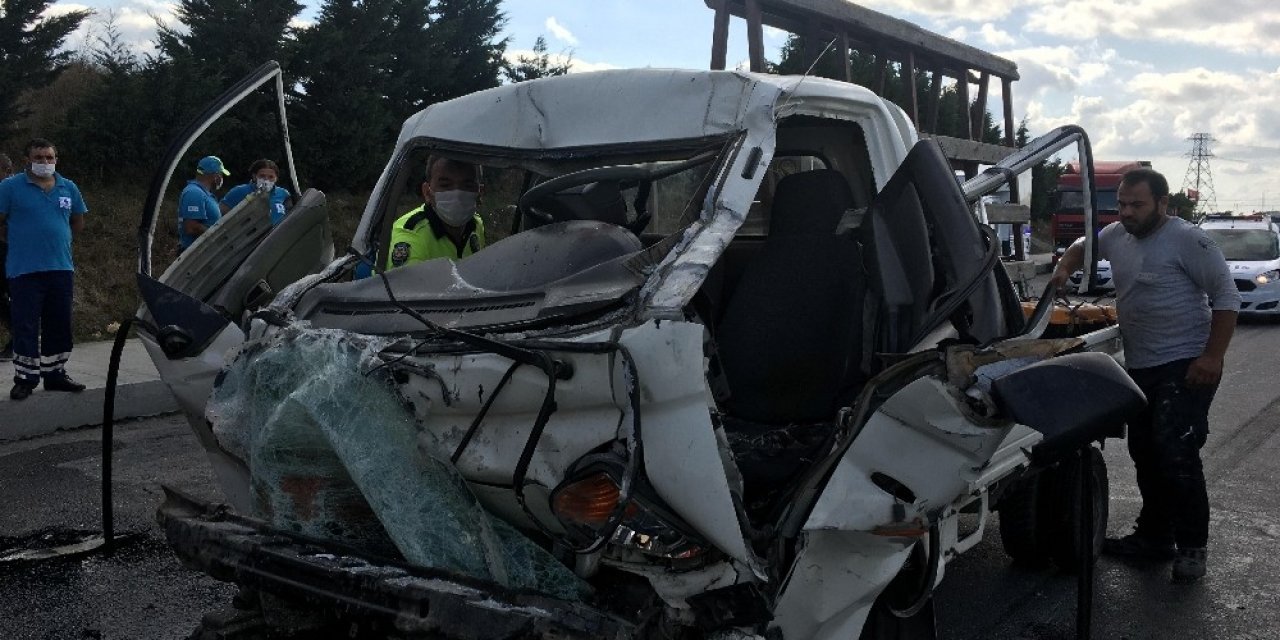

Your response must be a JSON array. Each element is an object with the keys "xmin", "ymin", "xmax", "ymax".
[
  {"xmin": 1126, "ymin": 358, "xmax": 1215, "ymax": 549},
  {"xmin": 0, "ymin": 241, "xmax": 11, "ymax": 338},
  {"xmin": 8, "ymin": 270, "xmax": 75, "ymax": 386}
]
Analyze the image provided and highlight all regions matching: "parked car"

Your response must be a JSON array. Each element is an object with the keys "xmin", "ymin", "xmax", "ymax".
[
  {"xmin": 1199, "ymin": 214, "xmax": 1280, "ymax": 315},
  {"xmin": 1069, "ymin": 259, "xmax": 1115, "ymax": 293},
  {"xmin": 133, "ymin": 65, "xmax": 1138, "ymax": 640}
]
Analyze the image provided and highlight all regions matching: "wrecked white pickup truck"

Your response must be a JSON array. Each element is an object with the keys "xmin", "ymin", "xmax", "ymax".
[{"xmin": 132, "ymin": 63, "xmax": 1140, "ymax": 639}]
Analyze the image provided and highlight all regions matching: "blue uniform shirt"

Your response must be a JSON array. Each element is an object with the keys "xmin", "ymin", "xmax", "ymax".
[
  {"xmin": 0, "ymin": 172, "xmax": 88, "ymax": 277},
  {"xmin": 178, "ymin": 179, "xmax": 221, "ymax": 249},
  {"xmin": 220, "ymin": 183, "xmax": 291, "ymax": 225}
]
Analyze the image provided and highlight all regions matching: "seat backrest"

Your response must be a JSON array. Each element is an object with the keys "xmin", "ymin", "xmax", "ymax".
[{"xmin": 715, "ymin": 169, "xmax": 864, "ymax": 424}]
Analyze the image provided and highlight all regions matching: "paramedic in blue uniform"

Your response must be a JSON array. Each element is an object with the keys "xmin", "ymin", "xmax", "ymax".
[
  {"xmin": 0, "ymin": 139, "xmax": 88, "ymax": 400},
  {"xmin": 0, "ymin": 152, "xmax": 14, "ymax": 361},
  {"xmin": 220, "ymin": 158, "xmax": 293, "ymax": 225},
  {"xmin": 177, "ymin": 155, "xmax": 230, "ymax": 251}
]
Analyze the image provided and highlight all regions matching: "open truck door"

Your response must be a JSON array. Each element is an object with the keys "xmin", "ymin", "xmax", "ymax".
[{"xmin": 133, "ymin": 61, "xmax": 332, "ymax": 512}]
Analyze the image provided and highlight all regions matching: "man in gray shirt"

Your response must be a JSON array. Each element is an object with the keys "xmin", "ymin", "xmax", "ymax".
[{"xmin": 1051, "ymin": 167, "xmax": 1239, "ymax": 584}]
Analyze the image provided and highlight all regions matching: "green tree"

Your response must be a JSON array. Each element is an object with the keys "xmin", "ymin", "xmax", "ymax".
[
  {"xmin": 773, "ymin": 33, "xmax": 1000, "ymax": 143},
  {"xmin": 1168, "ymin": 192, "xmax": 1196, "ymax": 221},
  {"xmin": 502, "ymin": 35, "xmax": 572, "ymax": 84},
  {"xmin": 54, "ymin": 10, "xmax": 154, "ymax": 179},
  {"xmin": 417, "ymin": 0, "xmax": 507, "ymax": 105},
  {"xmin": 147, "ymin": 0, "xmax": 305, "ymax": 180},
  {"xmin": 1017, "ymin": 119, "xmax": 1065, "ymax": 222},
  {"xmin": 290, "ymin": 0, "xmax": 402, "ymax": 190},
  {"xmin": 0, "ymin": 0, "xmax": 91, "ymax": 141},
  {"xmin": 291, "ymin": 0, "xmax": 507, "ymax": 190}
]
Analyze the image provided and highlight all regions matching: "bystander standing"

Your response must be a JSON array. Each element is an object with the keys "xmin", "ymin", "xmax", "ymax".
[
  {"xmin": 0, "ymin": 152, "xmax": 14, "ymax": 361},
  {"xmin": 220, "ymin": 159, "xmax": 293, "ymax": 225},
  {"xmin": 0, "ymin": 139, "xmax": 89, "ymax": 400},
  {"xmin": 177, "ymin": 156, "xmax": 230, "ymax": 252},
  {"xmin": 1051, "ymin": 167, "xmax": 1239, "ymax": 583}
]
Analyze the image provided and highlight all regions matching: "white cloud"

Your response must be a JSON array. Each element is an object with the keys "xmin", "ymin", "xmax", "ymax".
[
  {"xmin": 764, "ymin": 26, "xmax": 787, "ymax": 40},
  {"xmin": 545, "ymin": 16, "xmax": 578, "ymax": 45},
  {"xmin": 979, "ymin": 23, "xmax": 1014, "ymax": 47},
  {"xmin": 857, "ymin": 0, "xmax": 1024, "ymax": 23},
  {"xmin": 1025, "ymin": 0, "xmax": 1280, "ymax": 56},
  {"xmin": 1015, "ymin": 64, "xmax": 1280, "ymax": 210},
  {"xmin": 43, "ymin": 2, "xmax": 92, "ymax": 18}
]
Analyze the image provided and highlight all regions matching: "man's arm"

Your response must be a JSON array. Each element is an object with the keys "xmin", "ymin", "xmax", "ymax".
[
  {"xmin": 1048, "ymin": 239, "xmax": 1085, "ymax": 289},
  {"xmin": 70, "ymin": 215, "xmax": 85, "ymax": 234},
  {"xmin": 183, "ymin": 218, "xmax": 208, "ymax": 238},
  {"xmin": 1186, "ymin": 310, "xmax": 1237, "ymax": 386},
  {"xmin": 1184, "ymin": 227, "xmax": 1241, "ymax": 386}
]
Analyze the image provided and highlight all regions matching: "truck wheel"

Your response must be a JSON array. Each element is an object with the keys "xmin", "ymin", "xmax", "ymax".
[
  {"xmin": 1043, "ymin": 446, "xmax": 1108, "ymax": 572},
  {"xmin": 996, "ymin": 475, "xmax": 1051, "ymax": 565}
]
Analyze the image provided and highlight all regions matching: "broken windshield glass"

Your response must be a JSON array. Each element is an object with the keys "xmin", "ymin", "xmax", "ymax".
[{"xmin": 207, "ymin": 325, "xmax": 588, "ymax": 600}]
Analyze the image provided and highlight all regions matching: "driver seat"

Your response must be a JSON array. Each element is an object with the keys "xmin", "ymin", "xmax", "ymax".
[{"xmin": 715, "ymin": 169, "xmax": 865, "ymax": 425}]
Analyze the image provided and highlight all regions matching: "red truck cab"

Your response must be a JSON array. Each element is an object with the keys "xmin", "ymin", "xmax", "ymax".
[{"xmin": 1051, "ymin": 160, "xmax": 1151, "ymax": 258}]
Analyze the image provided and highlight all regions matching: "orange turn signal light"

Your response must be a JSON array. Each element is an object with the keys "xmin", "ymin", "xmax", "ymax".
[{"xmin": 552, "ymin": 473, "xmax": 636, "ymax": 528}]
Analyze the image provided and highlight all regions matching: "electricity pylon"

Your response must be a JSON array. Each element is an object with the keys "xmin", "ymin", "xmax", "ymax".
[{"xmin": 1182, "ymin": 133, "xmax": 1218, "ymax": 215}]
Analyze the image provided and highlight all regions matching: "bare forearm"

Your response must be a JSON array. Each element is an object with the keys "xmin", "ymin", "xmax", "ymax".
[{"xmin": 1050, "ymin": 241, "xmax": 1085, "ymax": 284}]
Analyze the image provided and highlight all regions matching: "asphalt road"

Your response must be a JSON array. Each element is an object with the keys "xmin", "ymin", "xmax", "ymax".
[{"xmin": 2, "ymin": 306, "xmax": 1279, "ymax": 639}]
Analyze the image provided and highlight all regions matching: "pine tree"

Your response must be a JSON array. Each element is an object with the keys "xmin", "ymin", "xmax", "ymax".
[
  {"xmin": 291, "ymin": 0, "xmax": 508, "ymax": 190},
  {"xmin": 290, "ymin": 0, "xmax": 402, "ymax": 190},
  {"xmin": 502, "ymin": 36, "xmax": 573, "ymax": 84},
  {"xmin": 773, "ymin": 33, "xmax": 1001, "ymax": 143},
  {"xmin": 0, "ymin": 0, "xmax": 91, "ymax": 141},
  {"xmin": 149, "ymin": 0, "xmax": 305, "ymax": 183},
  {"xmin": 418, "ymin": 0, "xmax": 507, "ymax": 105}
]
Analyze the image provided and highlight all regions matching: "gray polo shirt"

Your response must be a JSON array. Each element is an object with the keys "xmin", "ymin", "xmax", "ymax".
[{"xmin": 1086, "ymin": 217, "xmax": 1240, "ymax": 369}]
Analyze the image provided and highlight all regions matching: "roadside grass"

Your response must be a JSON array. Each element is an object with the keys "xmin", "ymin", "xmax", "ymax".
[{"xmin": 0, "ymin": 183, "xmax": 369, "ymax": 344}]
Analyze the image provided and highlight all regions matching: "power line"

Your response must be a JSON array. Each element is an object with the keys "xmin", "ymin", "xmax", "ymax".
[{"xmin": 1182, "ymin": 133, "xmax": 1218, "ymax": 214}]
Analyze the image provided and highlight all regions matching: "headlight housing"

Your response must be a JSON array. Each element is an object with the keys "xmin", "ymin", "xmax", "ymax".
[
  {"xmin": 550, "ymin": 457, "xmax": 706, "ymax": 560},
  {"xmin": 1256, "ymin": 269, "xmax": 1280, "ymax": 285}
]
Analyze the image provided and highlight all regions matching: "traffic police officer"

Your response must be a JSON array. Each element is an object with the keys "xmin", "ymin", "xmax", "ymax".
[
  {"xmin": 386, "ymin": 157, "xmax": 485, "ymax": 270},
  {"xmin": 0, "ymin": 138, "xmax": 88, "ymax": 400}
]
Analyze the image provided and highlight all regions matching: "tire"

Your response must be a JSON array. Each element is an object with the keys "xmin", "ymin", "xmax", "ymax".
[
  {"xmin": 1042, "ymin": 446, "xmax": 1109, "ymax": 572},
  {"xmin": 996, "ymin": 474, "xmax": 1052, "ymax": 566}
]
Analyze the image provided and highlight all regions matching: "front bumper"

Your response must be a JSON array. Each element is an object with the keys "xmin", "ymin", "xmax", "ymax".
[
  {"xmin": 156, "ymin": 487, "xmax": 632, "ymax": 640},
  {"xmin": 1238, "ymin": 286, "xmax": 1280, "ymax": 314}
]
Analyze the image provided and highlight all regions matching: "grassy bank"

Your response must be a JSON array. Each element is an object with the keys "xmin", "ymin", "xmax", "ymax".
[{"xmin": 0, "ymin": 182, "xmax": 368, "ymax": 344}]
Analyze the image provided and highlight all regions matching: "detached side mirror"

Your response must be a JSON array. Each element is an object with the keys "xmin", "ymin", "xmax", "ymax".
[{"xmin": 991, "ymin": 352, "xmax": 1143, "ymax": 464}]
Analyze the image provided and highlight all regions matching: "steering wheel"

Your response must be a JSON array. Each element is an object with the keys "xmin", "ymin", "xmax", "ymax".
[
  {"xmin": 516, "ymin": 150, "xmax": 721, "ymax": 229},
  {"xmin": 518, "ymin": 165, "xmax": 653, "ymax": 225}
]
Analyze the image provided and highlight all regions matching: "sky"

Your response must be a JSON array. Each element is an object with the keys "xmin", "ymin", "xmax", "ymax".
[{"xmin": 42, "ymin": 0, "xmax": 1280, "ymax": 212}]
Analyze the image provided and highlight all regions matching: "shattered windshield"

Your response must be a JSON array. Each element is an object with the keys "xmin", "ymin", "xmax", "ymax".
[
  {"xmin": 1203, "ymin": 228, "xmax": 1280, "ymax": 261},
  {"xmin": 369, "ymin": 142, "xmax": 726, "ymax": 265}
]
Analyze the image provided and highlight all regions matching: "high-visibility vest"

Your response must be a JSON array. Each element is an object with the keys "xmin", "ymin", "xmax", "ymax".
[{"xmin": 385, "ymin": 205, "xmax": 485, "ymax": 270}]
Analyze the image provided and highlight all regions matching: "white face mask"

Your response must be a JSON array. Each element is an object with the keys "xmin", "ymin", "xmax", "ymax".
[
  {"xmin": 30, "ymin": 163, "xmax": 55, "ymax": 178},
  {"xmin": 433, "ymin": 190, "xmax": 479, "ymax": 227},
  {"xmin": 255, "ymin": 178, "xmax": 276, "ymax": 193}
]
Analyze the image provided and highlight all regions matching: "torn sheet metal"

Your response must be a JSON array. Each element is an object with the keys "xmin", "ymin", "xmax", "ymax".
[
  {"xmin": 392, "ymin": 320, "xmax": 760, "ymax": 575},
  {"xmin": 207, "ymin": 325, "xmax": 588, "ymax": 600}
]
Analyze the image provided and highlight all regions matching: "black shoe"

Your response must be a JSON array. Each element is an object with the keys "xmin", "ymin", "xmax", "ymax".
[
  {"xmin": 43, "ymin": 376, "xmax": 86, "ymax": 393},
  {"xmin": 1102, "ymin": 531, "xmax": 1177, "ymax": 560},
  {"xmin": 1172, "ymin": 547, "xmax": 1207, "ymax": 583},
  {"xmin": 9, "ymin": 383, "xmax": 34, "ymax": 400}
]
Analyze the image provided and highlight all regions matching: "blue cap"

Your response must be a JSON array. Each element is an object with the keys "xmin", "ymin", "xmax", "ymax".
[{"xmin": 196, "ymin": 155, "xmax": 230, "ymax": 176}]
